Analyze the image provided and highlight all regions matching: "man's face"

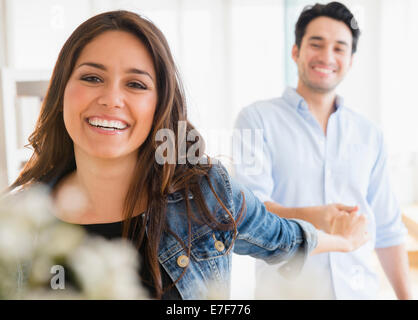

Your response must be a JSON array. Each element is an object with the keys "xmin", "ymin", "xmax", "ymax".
[{"xmin": 292, "ymin": 16, "xmax": 354, "ymax": 94}]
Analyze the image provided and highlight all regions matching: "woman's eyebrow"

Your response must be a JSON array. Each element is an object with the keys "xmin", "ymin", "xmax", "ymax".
[
  {"xmin": 126, "ymin": 67, "xmax": 154, "ymax": 82},
  {"xmin": 76, "ymin": 62, "xmax": 106, "ymax": 71},
  {"xmin": 76, "ymin": 62, "xmax": 154, "ymax": 81}
]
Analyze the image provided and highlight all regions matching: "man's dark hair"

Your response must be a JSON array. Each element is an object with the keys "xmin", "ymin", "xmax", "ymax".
[{"xmin": 295, "ymin": 2, "xmax": 360, "ymax": 54}]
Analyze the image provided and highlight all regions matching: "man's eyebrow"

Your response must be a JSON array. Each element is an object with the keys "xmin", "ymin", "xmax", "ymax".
[
  {"xmin": 76, "ymin": 62, "xmax": 154, "ymax": 81},
  {"xmin": 308, "ymin": 36, "xmax": 325, "ymax": 42},
  {"xmin": 308, "ymin": 36, "xmax": 349, "ymax": 47},
  {"xmin": 336, "ymin": 40, "xmax": 349, "ymax": 47}
]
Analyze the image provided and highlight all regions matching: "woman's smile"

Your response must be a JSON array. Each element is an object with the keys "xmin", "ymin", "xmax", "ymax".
[
  {"xmin": 63, "ymin": 30, "xmax": 158, "ymax": 160},
  {"xmin": 85, "ymin": 116, "xmax": 130, "ymax": 135}
]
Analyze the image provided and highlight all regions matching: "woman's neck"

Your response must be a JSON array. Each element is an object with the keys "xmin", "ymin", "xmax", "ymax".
[{"xmin": 55, "ymin": 148, "xmax": 138, "ymax": 224}]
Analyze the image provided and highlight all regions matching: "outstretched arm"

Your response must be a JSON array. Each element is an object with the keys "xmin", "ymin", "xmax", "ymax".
[{"xmin": 265, "ymin": 201, "xmax": 359, "ymax": 233}]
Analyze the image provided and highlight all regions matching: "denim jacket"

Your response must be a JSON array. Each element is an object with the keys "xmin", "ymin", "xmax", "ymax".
[
  {"xmin": 158, "ymin": 162, "xmax": 317, "ymax": 299},
  {"xmin": 16, "ymin": 161, "xmax": 317, "ymax": 300}
]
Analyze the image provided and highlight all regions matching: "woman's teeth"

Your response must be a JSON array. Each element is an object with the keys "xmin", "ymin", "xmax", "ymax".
[{"xmin": 88, "ymin": 118, "xmax": 128, "ymax": 130}]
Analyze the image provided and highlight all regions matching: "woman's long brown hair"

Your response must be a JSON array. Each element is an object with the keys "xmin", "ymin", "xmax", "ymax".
[{"xmin": 9, "ymin": 10, "xmax": 244, "ymax": 299}]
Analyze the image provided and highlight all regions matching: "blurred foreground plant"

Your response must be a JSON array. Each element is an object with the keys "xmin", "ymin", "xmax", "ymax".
[{"xmin": 0, "ymin": 185, "xmax": 149, "ymax": 299}]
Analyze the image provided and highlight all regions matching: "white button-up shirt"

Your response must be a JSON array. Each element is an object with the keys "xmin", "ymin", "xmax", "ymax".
[{"xmin": 233, "ymin": 87, "xmax": 407, "ymax": 299}]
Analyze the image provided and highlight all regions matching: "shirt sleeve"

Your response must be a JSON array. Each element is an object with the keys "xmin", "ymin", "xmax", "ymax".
[
  {"xmin": 367, "ymin": 130, "xmax": 407, "ymax": 248},
  {"xmin": 223, "ymin": 164, "xmax": 317, "ymax": 276},
  {"xmin": 232, "ymin": 105, "xmax": 275, "ymax": 203}
]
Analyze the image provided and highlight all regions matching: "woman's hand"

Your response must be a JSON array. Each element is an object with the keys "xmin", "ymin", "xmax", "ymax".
[
  {"xmin": 329, "ymin": 210, "xmax": 370, "ymax": 252},
  {"xmin": 311, "ymin": 211, "xmax": 370, "ymax": 255}
]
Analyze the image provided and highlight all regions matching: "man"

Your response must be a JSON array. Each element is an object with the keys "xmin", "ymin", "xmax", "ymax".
[{"xmin": 233, "ymin": 2, "xmax": 411, "ymax": 299}]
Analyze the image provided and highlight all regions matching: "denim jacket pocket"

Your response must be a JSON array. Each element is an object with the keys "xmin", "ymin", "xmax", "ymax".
[
  {"xmin": 158, "ymin": 224, "xmax": 234, "ymax": 264},
  {"xmin": 190, "ymin": 229, "xmax": 234, "ymax": 261}
]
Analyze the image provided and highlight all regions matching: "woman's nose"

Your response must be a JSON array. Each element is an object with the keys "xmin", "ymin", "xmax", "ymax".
[{"xmin": 97, "ymin": 84, "xmax": 125, "ymax": 108}]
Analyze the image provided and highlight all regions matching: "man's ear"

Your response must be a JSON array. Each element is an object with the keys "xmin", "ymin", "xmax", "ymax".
[
  {"xmin": 291, "ymin": 44, "xmax": 299, "ymax": 63},
  {"xmin": 349, "ymin": 54, "xmax": 355, "ymax": 68}
]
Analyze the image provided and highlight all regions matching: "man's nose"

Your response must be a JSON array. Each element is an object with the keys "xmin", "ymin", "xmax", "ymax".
[
  {"xmin": 318, "ymin": 46, "xmax": 336, "ymax": 65},
  {"xmin": 97, "ymin": 84, "xmax": 125, "ymax": 108}
]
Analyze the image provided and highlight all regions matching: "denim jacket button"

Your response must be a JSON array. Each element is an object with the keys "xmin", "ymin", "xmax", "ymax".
[
  {"xmin": 177, "ymin": 255, "xmax": 190, "ymax": 268},
  {"xmin": 214, "ymin": 240, "xmax": 225, "ymax": 252}
]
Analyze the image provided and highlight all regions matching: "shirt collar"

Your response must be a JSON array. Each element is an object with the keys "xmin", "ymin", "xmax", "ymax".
[{"xmin": 282, "ymin": 86, "xmax": 344, "ymax": 112}]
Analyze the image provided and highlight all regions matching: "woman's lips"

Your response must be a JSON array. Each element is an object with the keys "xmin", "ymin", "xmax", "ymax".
[{"xmin": 85, "ymin": 118, "xmax": 129, "ymax": 135}]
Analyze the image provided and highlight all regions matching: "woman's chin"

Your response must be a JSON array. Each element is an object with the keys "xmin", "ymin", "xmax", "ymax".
[{"xmin": 82, "ymin": 148, "xmax": 133, "ymax": 162}]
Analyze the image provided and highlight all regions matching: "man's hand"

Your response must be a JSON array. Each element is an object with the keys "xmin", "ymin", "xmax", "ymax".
[
  {"xmin": 264, "ymin": 202, "xmax": 359, "ymax": 233},
  {"xmin": 310, "ymin": 204, "xmax": 359, "ymax": 233},
  {"xmin": 329, "ymin": 210, "xmax": 370, "ymax": 252},
  {"xmin": 311, "ymin": 211, "xmax": 370, "ymax": 255},
  {"xmin": 264, "ymin": 201, "xmax": 371, "ymax": 254}
]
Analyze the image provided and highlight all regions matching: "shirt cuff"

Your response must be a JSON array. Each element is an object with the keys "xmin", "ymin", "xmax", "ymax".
[
  {"xmin": 252, "ymin": 191, "xmax": 274, "ymax": 204},
  {"xmin": 375, "ymin": 231, "xmax": 407, "ymax": 249},
  {"xmin": 277, "ymin": 218, "xmax": 318, "ymax": 278}
]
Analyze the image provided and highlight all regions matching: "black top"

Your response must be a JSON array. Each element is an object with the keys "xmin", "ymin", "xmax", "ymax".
[
  {"xmin": 48, "ymin": 167, "xmax": 182, "ymax": 300},
  {"xmin": 80, "ymin": 215, "xmax": 182, "ymax": 300}
]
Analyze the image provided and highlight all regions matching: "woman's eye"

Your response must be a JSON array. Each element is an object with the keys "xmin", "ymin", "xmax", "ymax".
[
  {"xmin": 81, "ymin": 76, "xmax": 102, "ymax": 83},
  {"xmin": 128, "ymin": 82, "xmax": 146, "ymax": 90}
]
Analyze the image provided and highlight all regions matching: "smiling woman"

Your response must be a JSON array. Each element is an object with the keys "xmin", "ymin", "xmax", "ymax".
[
  {"xmin": 8, "ymin": 10, "xmax": 370, "ymax": 300},
  {"xmin": 63, "ymin": 30, "xmax": 157, "ymax": 160}
]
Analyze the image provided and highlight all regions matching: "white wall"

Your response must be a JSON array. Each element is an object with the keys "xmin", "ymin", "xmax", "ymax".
[
  {"xmin": 0, "ymin": 0, "xmax": 8, "ymax": 189},
  {"xmin": 5, "ymin": 0, "xmax": 92, "ymax": 69},
  {"xmin": 0, "ymin": 0, "xmax": 417, "ymax": 298},
  {"xmin": 379, "ymin": 0, "xmax": 418, "ymax": 205},
  {"xmin": 337, "ymin": 0, "xmax": 382, "ymax": 123}
]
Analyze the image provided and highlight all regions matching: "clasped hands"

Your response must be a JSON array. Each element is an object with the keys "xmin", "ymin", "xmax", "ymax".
[{"xmin": 312, "ymin": 204, "xmax": 370, "ymax": 252}]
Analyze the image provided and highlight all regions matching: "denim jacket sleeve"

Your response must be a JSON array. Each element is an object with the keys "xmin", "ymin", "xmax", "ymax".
[{"xmin": 215, "ymin": 163, "xmax": 318, "ymax": 276}]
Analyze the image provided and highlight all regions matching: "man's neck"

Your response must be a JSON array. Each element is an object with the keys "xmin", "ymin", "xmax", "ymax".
[{"xmin": 296, "ymin": 83, "xmax": 337, "ymax": 134}]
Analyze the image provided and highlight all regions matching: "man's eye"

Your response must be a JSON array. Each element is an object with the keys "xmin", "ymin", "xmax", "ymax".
[
  {"xmin": 81, "ymin": 76, "xmax": 102, "ymax": 83},
  {"xmin": 128, "ymin": 82, "xmax": 146, "ymax": 90},
  {"xmin": 311, "ymin": 43, "xmax": 320, "ymax": 48}
]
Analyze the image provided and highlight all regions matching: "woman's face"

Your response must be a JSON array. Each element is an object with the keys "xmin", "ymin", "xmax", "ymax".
[{"xmin": 63, "ymin": 30, "xmax": 158, "ymax": 161}]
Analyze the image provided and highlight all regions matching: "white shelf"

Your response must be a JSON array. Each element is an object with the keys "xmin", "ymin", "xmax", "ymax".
[{"xmin": 0, "ymin": 68, "xmax": 51, "ymax": 187}]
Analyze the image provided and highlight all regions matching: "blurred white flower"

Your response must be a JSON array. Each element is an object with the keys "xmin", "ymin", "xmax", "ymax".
[
  {"xmin": 36, "ymin": 223, "xmax": 85, "ymax": 257},
  {"xmin": 0, "ymin": 184, "xmax": 149, "ymax": 300},
  {"xmin": 0, "ymin": 216, "xmax": 33, "ymax": 261},
  {"xmin": 29, "ymin": 256, "xmax": 55, "ymax": 284},
  {"xmin": 10, "ymin": 184, "xmax": 56, "ymax": 228},
  {"xmin": 53, "ymin": 183, "xmax": 88, "ymax": 221},
  {"xmin": 69, "ymin": 237, "xmax": 149, "ymax": 300}
]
